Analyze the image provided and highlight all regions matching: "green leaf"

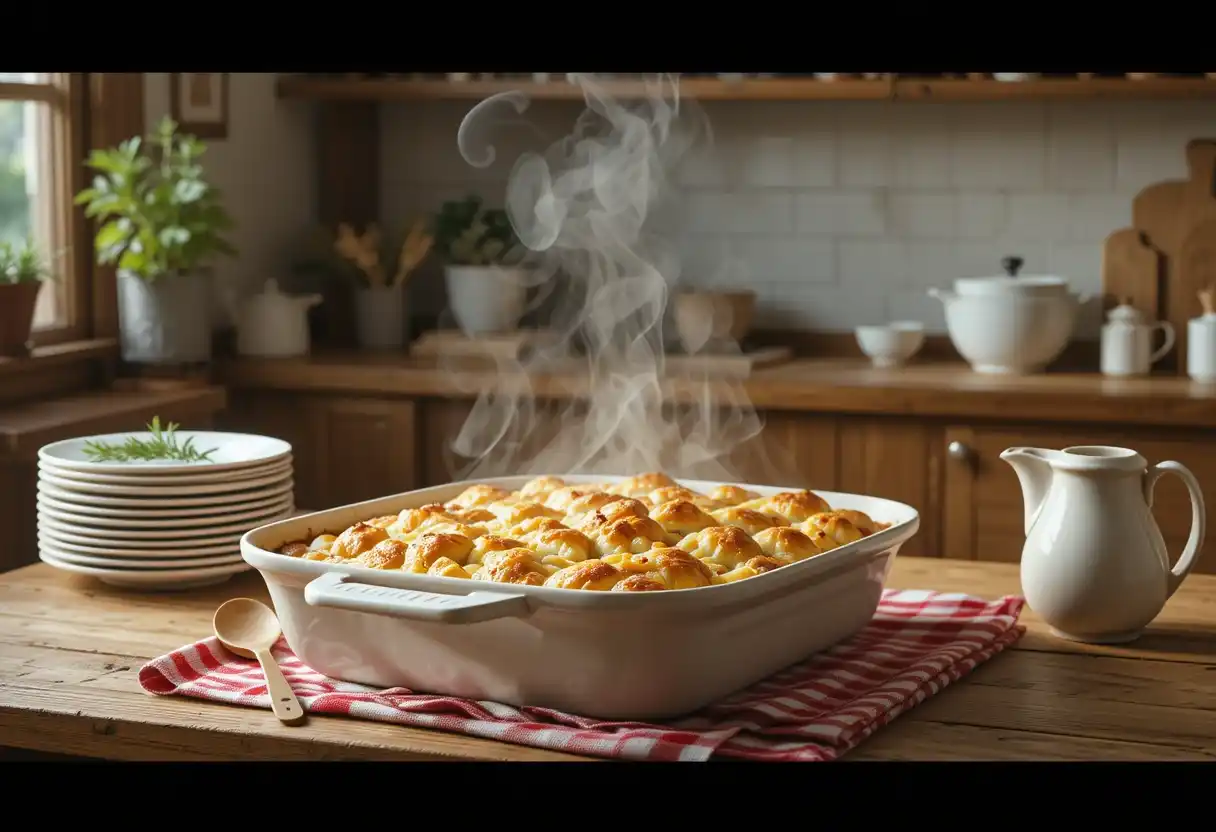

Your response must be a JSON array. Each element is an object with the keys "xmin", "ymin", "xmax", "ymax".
[{"xmin": 158, "ymin": 226, "xmax": 190, "ymax": 247}]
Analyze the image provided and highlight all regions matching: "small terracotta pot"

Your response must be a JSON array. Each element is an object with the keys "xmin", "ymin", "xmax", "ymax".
[
  {"xmin": 672, "ymin": 289, "xmax": 756, "ymax": 353},
  {"xmin": 0, "ymin": 281, "xmax": 43, "ymax": 358}
]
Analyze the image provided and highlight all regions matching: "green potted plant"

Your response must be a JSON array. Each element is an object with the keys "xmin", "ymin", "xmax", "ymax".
[
  {"xmin": 74, "ymin": 116, "xmax": 236, "ymax": 365},
  {"xmin": 0, "ymin": 237, "xmax": 54, "ymax": 357},
  {"xmin": 432, "ymin": 194, "xmax": 530, "ymax": 336}
]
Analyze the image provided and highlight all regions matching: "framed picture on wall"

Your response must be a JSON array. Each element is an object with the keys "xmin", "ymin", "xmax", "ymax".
[{"xmin": 169, "ymin": 73, "xmax": 230, "ymax": 139}]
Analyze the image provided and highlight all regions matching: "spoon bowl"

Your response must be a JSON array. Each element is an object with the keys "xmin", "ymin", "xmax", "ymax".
[{"xmin": 213, "ymin": 597, "xmax": 306, "ymax": 725}]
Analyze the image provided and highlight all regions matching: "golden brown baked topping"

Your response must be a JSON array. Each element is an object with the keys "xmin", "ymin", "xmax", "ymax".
[
  {"xmin": 403, "ymin": 532, "xmax": 475, "ymax": 572},
  {"xmin": 544, "ymin": 486, "xmax": 595, "ymax": 513},
  {"xmin": 605, "ymin": 546, "xmax": 714, "ymax": 589},
  {"xmin": 331, "ymin": 522, "xmax": 389, "ymax": 559},
  {"xmin": 428, "ymin": 556, "xmax": 469, "ymax": 579},
  {"xmin": 743, "ymin": 490, "xmax": 833, "ymax": 525},
  {"xmin": 677, "ymin": 525, "xmax": 764, "ymax": 571},
  {"xmin": 508, "ymin": 516, "xmax": 569, "ymax": 539},
  {"xmin": 469, "ymin": 534, "xmax": 527, "ymax": 564},
  {"xmin": 649, "ymin": 499, "xmax": 719, "ymax": 537},
  {"xmin": 706, "ymin": 484, "xmax": 761, "ymax": 505},
  {"xmin": 800, "ymin": 511, "xmax": 866, "ymax": 548},
  {"xmin": 830, "ymin": 509, "xmax": 879, "ymax": 536},
  {"xmin": 487, "ymin": 500, "xmax": 561, "ymax": 529},
  {"xmin": 715, "ymin": 555, "xmax": 786, "ymax": 584},
  {"xmin": 608, "ymin": 472, "xmax": 678, "ymax": 498},
  {"xmin": 645, "ymin": 486, "xmax": 702, "ymax": 508},
  {"xmin": 562, "ymin": 491, "xmax": 627, "ymax": 524},
  {"xmin": 591, "ymin": 515, "xmax": 670, "ymax": 556},
  {"xmin": 612, "ymin": 574, "xmax": 666, "ymax": 592},
  {"xmin": 309, "ymin": 534, "xmax": 337, "ymax": 552},
  {"xmin": 752, "ymin": 526, "xmax": 821, "ymax": 565},
  {"xmin": 710, "ymin": 506, "xmax": 779, "ymax": 536},
  {"xmin": 395, "ymin": 503, "xmax": 456, "ymax": 534},
  {"xmin": 530, "ymin": 528, "xmax": 595, "ymax": 564},
  {"xmin": 518, "ymin": 476, "xmax": 567, "ymax": 499},
  {"xmin": 446, "ymin": 484, "xmax": 512, "ymax": 510},
  {"xmin": 544, "ymin": 559, "xmax": 625, "ymax": 591},
  {"xmin": 276, "ymin": 478, "xmax": 886, "ymax": 593},
  {"xmin": 475, "ymin": 548, "xmax": 548, "ymax": 585},
  {"xmin": 356, "ymin": 539, "xmax": 408, "ymax": 570}
]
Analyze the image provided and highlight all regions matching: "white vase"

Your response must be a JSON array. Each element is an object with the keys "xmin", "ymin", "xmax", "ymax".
[
  {"xmin": 116, "ymin": 270, "xmax": 213, "ymax": 364},
  {"xmin": 444, "ymin": 265, "xmax": 528, "ymax": 336}
]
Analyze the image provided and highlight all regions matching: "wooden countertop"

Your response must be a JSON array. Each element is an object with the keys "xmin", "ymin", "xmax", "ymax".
[
  {"xmin": 220, "ymin": 351, "xmax": 1216, "ymax": 429},
  {"xmin": 2, "ymin": 557, "xmax": 1213, "ymax": 762}
]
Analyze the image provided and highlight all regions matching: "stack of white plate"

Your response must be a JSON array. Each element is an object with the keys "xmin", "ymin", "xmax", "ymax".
[{"xmin": 36, "ymin": 430, "xmax": 293, "ymax": 591}]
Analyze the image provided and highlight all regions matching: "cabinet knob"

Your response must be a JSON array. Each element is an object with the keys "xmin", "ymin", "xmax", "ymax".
[{"xmin": 947, "ymin": 440, "xmax": 972, "ymax": 462}]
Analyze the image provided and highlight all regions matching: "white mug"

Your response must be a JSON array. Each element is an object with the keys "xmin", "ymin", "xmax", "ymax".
[
  {"xmin": 1101, "ymin": 320, "xmax": 1174, "ymax": 376},
  {"xmin": 1188, "ymin": 315, "xmax": 1216, "ymax": 382}
]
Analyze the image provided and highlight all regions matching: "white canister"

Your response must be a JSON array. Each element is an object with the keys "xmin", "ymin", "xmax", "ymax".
[
  {"xmin": 1187, "ymin": 313, "xmax": 1216, "ymax": 382},
  {"xmin": 444, "ymin": 265, "xmax": 528, "ymax": 336},
  {"xmin": 1100, "ymin": 302, "xmax": 1175, "ymax": 377}
]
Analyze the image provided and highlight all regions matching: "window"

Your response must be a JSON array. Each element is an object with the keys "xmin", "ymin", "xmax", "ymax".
[{"xmin": 0, "ymin": 72, "xmax": 87, "ymax": 344}]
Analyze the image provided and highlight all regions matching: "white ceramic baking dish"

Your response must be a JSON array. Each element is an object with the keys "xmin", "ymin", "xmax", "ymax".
[{"xmin": 241, "ymin": 475, "xmax": 920, "ymax": 720}]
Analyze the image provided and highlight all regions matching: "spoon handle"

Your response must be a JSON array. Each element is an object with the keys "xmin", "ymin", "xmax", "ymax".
[{"xmin": 254, "ymin": 648, "xmax": 307, "ymax": 726}]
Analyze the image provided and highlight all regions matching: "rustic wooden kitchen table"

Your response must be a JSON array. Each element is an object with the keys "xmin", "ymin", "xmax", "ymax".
[{"xmin": 1, "ymin": 557, "xmax": 1213, "ymax": 761}]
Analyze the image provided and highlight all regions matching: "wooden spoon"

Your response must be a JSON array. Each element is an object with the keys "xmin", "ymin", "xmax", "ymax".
[{"xmin": 213, "ymin": 597, "xmax": 306, "ymax": 726}]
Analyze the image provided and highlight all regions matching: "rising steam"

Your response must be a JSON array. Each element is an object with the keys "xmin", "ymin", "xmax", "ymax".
[{"xmin": 441, "ymin": 73, "xmax": 774, "ymax": 482}]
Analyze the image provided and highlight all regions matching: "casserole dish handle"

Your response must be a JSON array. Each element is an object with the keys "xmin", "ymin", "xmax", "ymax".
[{"xmin": 303, "ymin": 572, "xmax": 532, "ymax": 625}]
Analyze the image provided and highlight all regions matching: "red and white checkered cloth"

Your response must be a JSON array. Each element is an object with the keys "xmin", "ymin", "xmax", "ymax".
[{"xmin": 139, "ymin": 589, "xmax": 1024, "ymax": 761}]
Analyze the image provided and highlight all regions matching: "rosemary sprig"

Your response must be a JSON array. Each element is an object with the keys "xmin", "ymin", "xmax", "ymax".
[{"xmin": 82, "ymin": 416, "xmax": 217, "ymax": 464}]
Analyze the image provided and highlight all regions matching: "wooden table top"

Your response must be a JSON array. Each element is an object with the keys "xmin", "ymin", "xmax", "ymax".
[
  {"xmin": 2, "ymin": 557, "xmax": 1214, "ymax": 761},
  {"xmin": 221, "ymin": 351, "xmax": 1216, "ymax": 429}
]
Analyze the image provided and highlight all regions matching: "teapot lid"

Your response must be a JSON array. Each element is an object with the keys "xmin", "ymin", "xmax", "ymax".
[{"xmin": 1106, "ymin": 299, "xmax": 1146, "ymax": 324}]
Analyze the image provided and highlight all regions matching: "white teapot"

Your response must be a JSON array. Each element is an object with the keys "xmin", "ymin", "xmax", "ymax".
[
  {"xmin": 235, "ymin": 279, "xmax": 323, "ymax": 358},
  {"xmin": 1001, "ymin": 445, "xmax": 1205, "ymax": 644}
]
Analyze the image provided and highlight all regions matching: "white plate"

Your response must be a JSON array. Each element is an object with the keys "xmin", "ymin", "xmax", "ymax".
[
  {"xmin": 38, "ymin": 526, "xmax": 243, "ymax": 558},
  {"xmin": 38, "ymin": 478, "xmax": 293, "ymax": 509},
  {"xmin": 38, "ymin": 456, "xmax": 293, "ymax": 486},
  {"xmin": 38, "ymin": 515, "xmax": 267, "ymax": 550},
  {"xmin": 38, "ymin": 467, "xmax": 292, "ymax": 497},
  {"xmin": 39, "ymin": 542, "xmax": 246, "ymax": 570},
  {"xmin": 39, "ymin": 430, "xmax": 291, "ymax": 475},
  {"xmin": 37, "ymin": 489, "xmax": 294, "ymax": 521},
  {"xmin": 36, "ymin": 505, "xmax": 294, "ymax": 538},
  {"xmin": 38, "ymin": 549, "xmax": 250, "ymax": 590}
]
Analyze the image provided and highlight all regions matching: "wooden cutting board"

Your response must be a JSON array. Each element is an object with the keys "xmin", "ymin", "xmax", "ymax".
[
  {"xmin": 1132, "ymin": 138, "xmax": 1216, "ymax": 372},
  {"xmin": 664, "ymin": 346, "xmax": 792, "ymax": 377},
  {"xmin": 1177, "ymin": 218, "xmax": 1216, "ymax": 369},
  {"xmin": 1101, "ymin": 228, "xmax": 1163, "ymax": 319}
]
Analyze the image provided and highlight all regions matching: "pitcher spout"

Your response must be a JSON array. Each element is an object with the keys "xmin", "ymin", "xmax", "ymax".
[{"xmin": 1000, "ymin": 447, "xmax": 1060, "ymax": 536}]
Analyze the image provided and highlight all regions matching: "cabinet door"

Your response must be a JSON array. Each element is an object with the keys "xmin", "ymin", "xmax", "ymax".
[
  {"xmin": 838, "ymin": 417, "xmax": 942, "ymax": 558},
  {"xmin": 943, "ymin": 424, "xmax": 1216, "ymax": 573},
  {"xmin": 727, "ymin": 411, "xmax": 839, "ymax": 491},
  {"xmin": 219, "ymin": 394, "xmax": 324, "ymax": 511},
  {"xmin": 319, "ymin": 399, "xmax": 417, "ymax": 507}
]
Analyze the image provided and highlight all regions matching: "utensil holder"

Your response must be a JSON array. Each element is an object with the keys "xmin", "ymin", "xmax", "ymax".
[{"xmin": 354, "ymin": 285, "xmax": 407, "ymax": 350}]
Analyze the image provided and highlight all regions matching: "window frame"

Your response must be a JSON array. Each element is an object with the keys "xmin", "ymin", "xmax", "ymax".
[{"xmin": 0, "ymin": 74, "xmax": 91, "ymax": 347}]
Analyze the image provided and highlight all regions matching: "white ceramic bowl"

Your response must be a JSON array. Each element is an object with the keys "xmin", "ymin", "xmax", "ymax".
[
  {"xmin": 855, "ymin": 321, "xmax": 925, "ymax": 368},
  {"xmin": 928, "ymin": 288, "xmax": 1084, "ymax": 374}
]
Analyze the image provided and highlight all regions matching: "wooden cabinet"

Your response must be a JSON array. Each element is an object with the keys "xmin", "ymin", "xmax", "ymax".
[
  {"xmin": 221, "ymin": 393, "xmax": 416, "ymax": 511},
  {"xmin": 942, "ymin": 423, "xmax": 1216, "ymax": 574}
]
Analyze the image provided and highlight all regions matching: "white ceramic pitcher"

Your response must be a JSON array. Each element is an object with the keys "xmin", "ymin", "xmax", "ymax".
[{"xmin": 1000, "ymin": 445, "xmax": 1206, "ymax": 644}]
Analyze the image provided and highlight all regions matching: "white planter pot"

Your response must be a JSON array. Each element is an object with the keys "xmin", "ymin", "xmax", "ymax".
[
  {"xmin": 116, "ymin": 271, "xmax": 213, "ymax": 364},
  {"xmin": 444, "ymin": 265, "xmax": 528, "ymax": 336}
]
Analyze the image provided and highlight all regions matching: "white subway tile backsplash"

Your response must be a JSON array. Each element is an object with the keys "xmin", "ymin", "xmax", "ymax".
[
  {"xmin": 795, "ymin": 191, "xmax": 886, "ymax": 237},
  {"xmin": 380, "ymin": 96, "xmax": 1215, "ymax": 333},
  {"xmin": 889, "ymin": 192, "xmax": 955, "ymax": 238}
]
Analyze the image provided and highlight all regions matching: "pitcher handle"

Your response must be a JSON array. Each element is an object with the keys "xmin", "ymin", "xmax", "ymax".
[
  {"xmin": 1145, "ymin": 461, "xmax": 1206, "ymax": 597},
  {"xmin": 1149, "ymin": 322, "xmax": 1177, "ymax": 364}
]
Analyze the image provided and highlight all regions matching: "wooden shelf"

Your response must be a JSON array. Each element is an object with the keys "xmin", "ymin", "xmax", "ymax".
[{"xmin": 276, "ymin": 75, "xmax": 1216, "ymax": 104}]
